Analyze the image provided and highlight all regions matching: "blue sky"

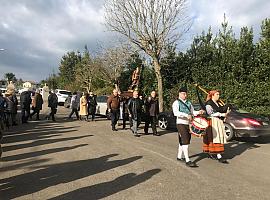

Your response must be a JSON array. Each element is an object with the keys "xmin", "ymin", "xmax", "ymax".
[{"xmin": 0, "ymin": 0, "xmax": 269, "ymax": 82}]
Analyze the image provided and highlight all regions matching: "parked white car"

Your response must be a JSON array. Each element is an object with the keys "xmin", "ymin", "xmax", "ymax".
[
  {"xmin": 96, "ymin": 95, "xmax": 109, "ymax": 118},
  {"xmin": 55, "ymin": 89, "xmax": 72, "ymax": 105}
]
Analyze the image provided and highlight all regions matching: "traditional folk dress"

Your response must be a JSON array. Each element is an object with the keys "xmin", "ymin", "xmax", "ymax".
[
  {"xmin": 203, "ymin": 100, "xmax": 229, "ymax": 154},
  {"xmin": 172, "ymin": 98, "xmax": 200, "ymax": 166}
]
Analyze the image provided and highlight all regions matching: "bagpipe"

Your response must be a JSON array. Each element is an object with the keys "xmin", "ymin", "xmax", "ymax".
[{"xmin": 189, "ymin": 84, "xmax": 233, "ymax": 137}]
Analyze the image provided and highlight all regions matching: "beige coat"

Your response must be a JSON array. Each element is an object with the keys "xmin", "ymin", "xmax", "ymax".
[{"xmin": 79, "ymin": 96, "xmax": 88, "ymax": 116}]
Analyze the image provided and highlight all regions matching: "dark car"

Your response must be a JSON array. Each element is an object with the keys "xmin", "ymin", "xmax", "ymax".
[{"xmin": 158, "ymin": 104, "xmax": 270, "ymax": 141}]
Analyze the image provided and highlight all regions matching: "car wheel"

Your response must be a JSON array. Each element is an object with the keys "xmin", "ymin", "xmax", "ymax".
[
  {"xmin": 224, "ymin": 123, "xmax": 234, "ymax": 141},
  {"xmin": 158, "ymin": 116, "xmax": 168, "ymax": 130}
]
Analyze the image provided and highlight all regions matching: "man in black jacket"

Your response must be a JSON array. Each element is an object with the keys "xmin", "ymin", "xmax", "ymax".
[
  {"xmin": 87, "ymin": 92, "xmax": 97, "ymax": 121},
  {"xmin": 144, "ymin": 91, "xmax": 159, "ymax": 136},
  {"xmin": 128, "ymin": 90, "xmax": 144, "ymax": 137},
  {"xmin": 47, "ymin": 90, "xmax": 58, "ymax": 121},
  {"xmin": 20, "ymin": 90, "xmax": 32, "ymax": 124}
]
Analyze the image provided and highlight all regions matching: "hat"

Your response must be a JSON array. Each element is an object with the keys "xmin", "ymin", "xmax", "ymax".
[{"xmin": 179, "ymin": 86, "xmax": 187, "ymax": 93}]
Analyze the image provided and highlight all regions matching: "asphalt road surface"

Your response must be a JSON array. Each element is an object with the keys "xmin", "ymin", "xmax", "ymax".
[{"xmin": 0, "ymin": 106, "xmax": 270, "ymax": 200}]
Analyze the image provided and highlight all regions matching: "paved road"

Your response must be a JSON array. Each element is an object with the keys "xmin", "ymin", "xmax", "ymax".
[{"xmin": 0, "ymin": 107, "xmax": 270, "ymax": 200}]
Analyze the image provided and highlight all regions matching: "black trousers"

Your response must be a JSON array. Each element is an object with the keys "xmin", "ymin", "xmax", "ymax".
[
  {"xmin": 69, "ymin": 108, "xmax": 79, "ymax": 119},
  {"xmin": 48, "ymin": 108, "xmax": 57, "ymax": 121},
  {"xmin": 110, "ymin": 109, "xmax": 120, "ymax": 128},
  {"xmin": 30, "ymin": 109, "xmax": 40, "ymax": 120},
  {"xmin": 21, "ymin": 108, "xmax": 30, "ymax": 123},
  {"xmin": 144, "ymin": 115, "xmax": 157, "ymax": 134}
]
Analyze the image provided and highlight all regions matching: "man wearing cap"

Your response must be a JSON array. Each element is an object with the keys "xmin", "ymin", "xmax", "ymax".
[{"xmin": 172, "ymin": 86, "xmax": 204, "ymax": 167}]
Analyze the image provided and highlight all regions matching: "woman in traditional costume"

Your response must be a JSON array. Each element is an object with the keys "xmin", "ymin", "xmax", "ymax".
[{"xmin": 203, "ymin": 90, "xmax": 229, "ymax": 164}]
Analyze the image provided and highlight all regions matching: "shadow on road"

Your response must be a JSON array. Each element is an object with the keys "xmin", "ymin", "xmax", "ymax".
[
  {"xmin": 1, "ymin": 118, "xmax": 91, "ymax": 153},
  {"xmin": 0, "ymin": 154, "xmax": 145, "ymax": 200},
  {"xmin": 49, "ymin": 169, "xmax": 161, "ymax": 200},
  {"xmin": 190, "ymin": 138, "xmax": 262, "ymax": 164},
  {"xmin": 2, "ymin": 135, "xmax": 92, "ymax": 152},
  {"xmin": 1, "ymin": 144, "xmax": 88, "ymax": 162},
  {"xmin": 0, "ymin": 158, "xmax": 51, "ymax": 172}
]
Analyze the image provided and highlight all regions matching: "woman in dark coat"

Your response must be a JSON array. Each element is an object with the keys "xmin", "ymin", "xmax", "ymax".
[
  {"xmin": 30, "ymin": 89, "xmax": 43, "ymax": 120},
  {"xmin": 5, "ymin": 91, "xmax": 18, "ymax": 126},
  {"xmin": 87, "ymin": 92, "xmax": 97, "ymax": 121}
]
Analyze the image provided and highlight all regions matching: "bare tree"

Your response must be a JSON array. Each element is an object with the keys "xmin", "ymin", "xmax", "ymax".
[
  {"xmin": 104, "ymin": 0, "xmax": 190, "ymax": 111},
  {"xmin": 75, "ymin": 52, "xmax": 100, "ymax": 93},
  {"xmin": 99, "ymin": 45, "xmax": 134, "ymax": 90}
]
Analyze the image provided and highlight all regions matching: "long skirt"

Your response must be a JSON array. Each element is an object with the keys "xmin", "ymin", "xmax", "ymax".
[{"xmin": 203, "ymin": 119, "xmax": 225, "ymax": 154}]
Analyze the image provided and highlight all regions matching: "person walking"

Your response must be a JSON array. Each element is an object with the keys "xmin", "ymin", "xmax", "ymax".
[
  {"xmin": 128, "ymin": 90, "xmax": 144, "ymax": 137},
  {"xmin": 107, "ymin": 89, "xmax": 122, "ymax": 131},
  {"xmin": 68, "ymin": 92, "xmax": 80, "ymax": 120},
  {"xmin": 47, "ymin": 90, "xmax": 58, "ymax": 121},
  {"xmin": 172, "ymin": 87, "xmax": 204, "ymax": 167},
  {"xmin": 203, "ymin": 90, "xmax": 230, "ymax": 164},
  {"xmin": 30, "ymin": 89, "xmax": 43, "ymax": 120},
  {"xmin": 5, "ymin": 91, "xmax": 18, "ymax": 126},
  {"xmin": 144, "ymin": 91, "xmax": 159, "ymax": 136},
  {"xmin": 79, "ymin": 92, "xmax": 88, "ymax": 121},
  {"xmin": 0, "ymin": 91, "xmax": 7, "ymax": 130},
  {"xmin": 20, "ymin": 89, "xmax": 32, "ymax": 124},
  {"xmin": 87, "ymin": 92, "xmax": 97, "ymax": 121}
]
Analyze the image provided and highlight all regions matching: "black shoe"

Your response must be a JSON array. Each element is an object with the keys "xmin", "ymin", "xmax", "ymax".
[
  {"xmin": 153, "ymin": 132, "xmax": 160, "ymax": 136},
  {"xmin": 186, "ymin": 161, "xmax": 198, "ymax": 167},
  {"xmin": 134, "ymin": 134, "xmax": 140, "ymax": 137},
  {"xmin": 177, "ymin": 158, "xmax": 185, "ymax": 162},
  {"xmin": 218, "ymin": 158, "xmax": 229, "ymax": 164},
  {"xmin": 207, "ymin": 154, "xmax": 217, "ymax": 160}
]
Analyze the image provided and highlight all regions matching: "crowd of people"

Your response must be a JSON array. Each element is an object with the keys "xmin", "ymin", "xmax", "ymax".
[
  {"xmin": 106, "ymin": 87, "xmax": 230, "ymax": 168},
  {"xmin": 1, "ymin": 86, "xmax": 230, "ymax": 168}
]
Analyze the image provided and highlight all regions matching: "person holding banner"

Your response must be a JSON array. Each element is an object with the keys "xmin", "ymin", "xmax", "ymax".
[
  {"xmin": 203, "ymin": 90, "xmax": 230, "ymax": 164},
  {"xmin": 172, "ymin": 86, "xmax": 204, "ymax": 167}
]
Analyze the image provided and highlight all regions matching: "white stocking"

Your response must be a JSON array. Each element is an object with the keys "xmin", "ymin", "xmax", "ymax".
[
  {"xmin": 182, "ymin": 145, "xmax": 190, "ymax": 162},
  {"xmin": 177, "ymin": 144, "xmax": 183, "ymax": 159}
]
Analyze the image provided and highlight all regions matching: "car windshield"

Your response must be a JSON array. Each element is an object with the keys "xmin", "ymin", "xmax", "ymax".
[
  {"xmin": 59, "ymin": 91, "xmax": 71, "ymax": 95},
  {"xmin": 96, "ymin": 96, "xmax": 107, "ymax": 103}
]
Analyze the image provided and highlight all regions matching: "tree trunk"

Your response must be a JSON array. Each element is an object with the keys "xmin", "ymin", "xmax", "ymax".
[{"xmin": 153, "ymin": 59, "xmax": 164, "ymax": 112}]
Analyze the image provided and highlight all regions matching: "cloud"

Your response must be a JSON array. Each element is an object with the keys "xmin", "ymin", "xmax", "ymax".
[
  {"xmin": 0, "ymin": 0, "xmax": 109, "ymax": 81},
  {"xmin": 0, "ymin": 0, "xmax": 269, "ymax": 82}
]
